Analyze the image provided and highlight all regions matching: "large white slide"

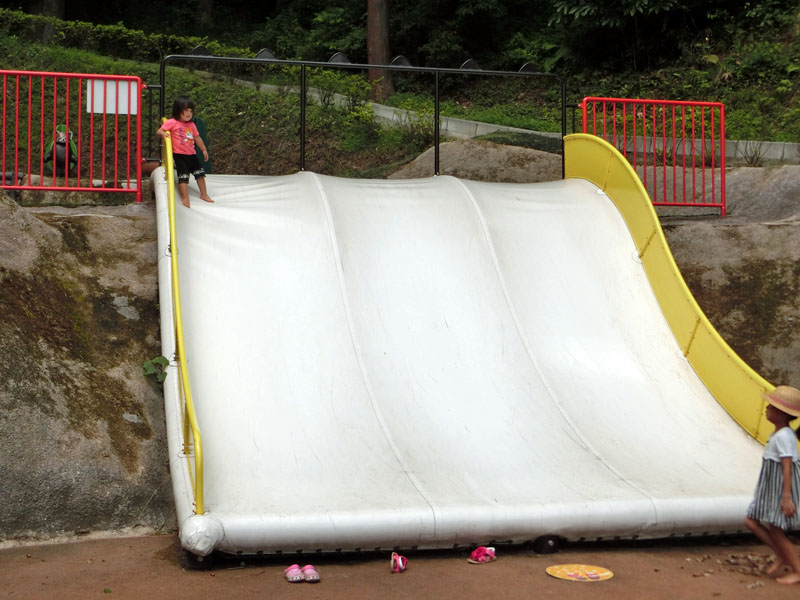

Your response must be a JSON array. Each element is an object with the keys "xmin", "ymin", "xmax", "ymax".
[{"xmin": 154, "ymin": 140, "xmax": 764, "ymax": 556}]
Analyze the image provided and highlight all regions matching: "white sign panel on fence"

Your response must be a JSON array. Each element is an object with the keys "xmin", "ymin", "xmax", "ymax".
[{"xmin": 86, "ymin": 79, "xmax": 138, "ymax": 115}]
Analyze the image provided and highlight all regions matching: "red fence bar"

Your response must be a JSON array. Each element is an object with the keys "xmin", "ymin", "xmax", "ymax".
[
  {"xmin": 0, "ymin": 69, "xmax": 143, "ymax": 202},
  {"xmin": 2, "ymin": 76, "xmax": 6, "ymax": 181},
  {"xmin": 581, "ymin": 97, "xmax": 726, "ymax": 216}
]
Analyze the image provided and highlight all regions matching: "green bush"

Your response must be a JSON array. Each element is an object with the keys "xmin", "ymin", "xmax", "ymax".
[
  {"xmin": 0, "ymin": 9, "xmax": 251, "ymax": 63},
  {"xmin": 338, "ymin": 105, "xmax": 380, "ymax": 152},
  {"xmin": 376, "ymin": 127, "xmax": 406, "ymax": 153},
  {"xmin": 394, "ymin": 97, "xmax": 436, "ymax": 154},
  {"xmin": 307, "ymin": 69, "xmax": 371, "ymax": 111}
]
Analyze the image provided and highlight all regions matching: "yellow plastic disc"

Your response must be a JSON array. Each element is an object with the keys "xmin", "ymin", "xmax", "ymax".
[{"xmin": 545, "ymin": 563, "xmax": 614, "ymax": 582}]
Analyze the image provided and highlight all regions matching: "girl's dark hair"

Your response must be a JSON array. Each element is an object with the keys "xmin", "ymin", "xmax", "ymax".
[
  {"xmin": 773, "ymin": 404, "xmax": 800, "ymax": 439},
  {"xmin": 171, "ymin": 95, "xmax": 195, "ymax": 119}
]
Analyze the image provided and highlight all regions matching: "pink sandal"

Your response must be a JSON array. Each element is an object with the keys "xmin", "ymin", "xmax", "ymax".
[
  {"xmin": 284, "ymin": 564, "xmax": 304, "ymax": 582},
  {"xmin": 467, "ymin": 546, "xmax": 497, "ymax": 564},
  {"xmin": 391, "ymin": 552, "xmax": 408, "ymax": 573},
  {"xmin": 301, "ymin": 564, "xmax": 320, "ymax": 583}
]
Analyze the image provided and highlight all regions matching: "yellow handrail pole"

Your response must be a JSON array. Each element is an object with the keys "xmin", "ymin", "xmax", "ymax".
[{"xmin": 160, "ymin": 121, "xmax": 205, "ymax": 514}]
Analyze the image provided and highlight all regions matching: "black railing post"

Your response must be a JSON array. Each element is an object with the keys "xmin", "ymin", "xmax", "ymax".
[
  {"xmin": 145, "ymin": 84, "xmax": 162, "ymax": 158},
  {"xmin": 156, "ymin": 54, "xmax": 568, "ymax": 179},
  {"xmin": 158, "ymin": 60, "xmax": 166, "ymax": 118},
  {"xmin": 300, "ymin": 64, "xmax": 307, "ymax": 171},
  {"xmin": 434, "ymin": 70, "xmax": 440, "ymax": 176},
  {"xmin": 561, "ymin": 78, "xmax": 567, "ymax": 179}
]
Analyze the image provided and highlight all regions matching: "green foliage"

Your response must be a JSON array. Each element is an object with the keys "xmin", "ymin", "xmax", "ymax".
[
  {"xmin": 338, "ymin": 105, "xmax": 380, "ymax": 152},
  {"xmin": 389, "ymin": 0, "xmax": 554, "ymax": 68},
  {"xmin": 386, "ymin": 75, "xmax": 566, "ymax": 138},
  {"xmin": 733, "ymin": 41, "xmax": 790, "ymax": 84},
  {"xmin": 419, "ymin": 29, "xmax": 466, "ymax": 69},
  {"xmin": 375, "ymin": 126, "xmax": 406, "ymax": 153},
  {"xmin": 737, "ymin": 0, "xmax": 798, "ymax": 30},
  {"xmin": 395, "ymin": 97, "xmax": 436, "ymax": 154},
  {"xmin": 0, "ymin": 8, "xmax": 251, "ymax": 63},
  {"xmin": 308, "ymin": 69, "xmax": 371, "ymax": 111},
  {"xmin": 546, "ymin": 0, "xmax": 690, "ymax": 70},
  {"xmin": 246, "ymin": 14, "xmax": 309, "ymax": 61},
  {"xmin": 232, "ymin": 5, "xmax": 366, "ymax": 63},
  {"xmin": 142, "ymin": 356, "xmax": 168, "ymax": 386},
  {"xmin": 550, "ymin": 0, "xmax": 680, "ymax": 28},
  {"xmin": 439, "ymin": 100, "xmax": 564, "ymax": 134},
  {"xmin": 192, "ymin": 81, "xmax": 302, "ymax": 175},
  {"xmin": 543, "ymin": 0, "xmax": 800, "ymax": 73},
  {"xmin": 501, "ymin": 32, "xmax": 576, "ymax": 73},
  {"xmin": 307, "ymin": 7, "xmax": 365, "ymax": 59}
]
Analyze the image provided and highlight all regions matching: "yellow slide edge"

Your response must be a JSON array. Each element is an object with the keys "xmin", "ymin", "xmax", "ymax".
[{"xmin": 564, "ymin": 133, "xmax": 773, "ymax": 443}]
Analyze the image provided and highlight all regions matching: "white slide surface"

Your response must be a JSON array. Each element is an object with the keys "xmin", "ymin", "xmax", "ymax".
[{"xmin": 154, "ymin": 170, "xmax": 762, "ymax": 555}]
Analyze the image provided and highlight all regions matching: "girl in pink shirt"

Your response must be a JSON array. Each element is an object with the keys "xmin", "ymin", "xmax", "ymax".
[{"xmin": 156, "ymin": 95, "xmax": 213, "ymax": 207}]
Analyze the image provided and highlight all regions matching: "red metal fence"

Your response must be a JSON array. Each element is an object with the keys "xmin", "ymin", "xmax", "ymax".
[
  {"xmin": 581, "ymin": 97, "xmax": 726, "ymax": 216},
  {"xmin": 1, "ymin": 70, "xmax": 143, "ymax": 202}
]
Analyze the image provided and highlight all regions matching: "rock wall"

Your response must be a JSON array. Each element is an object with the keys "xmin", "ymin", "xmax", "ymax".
[
  {"xmin": 660, "ymin": 164, "xmax": 800, "ymax": 386},
  {"xmin": 664, "ymin": 221, "xmax": 800, "ymax": 385},
  {"xmin": 0, "ymin": 196, "xmax": 174, "ymax": 541}
]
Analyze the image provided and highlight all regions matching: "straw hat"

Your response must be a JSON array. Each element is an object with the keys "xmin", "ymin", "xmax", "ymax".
[{"xmin": 763, "ymin": 385, "xmax": 800, "ymax": 418}]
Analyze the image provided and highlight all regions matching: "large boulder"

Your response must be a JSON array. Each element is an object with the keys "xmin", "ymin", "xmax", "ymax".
[{"xmin": 0, "ymin": 194, "xmax": 174, "ymax": 540}]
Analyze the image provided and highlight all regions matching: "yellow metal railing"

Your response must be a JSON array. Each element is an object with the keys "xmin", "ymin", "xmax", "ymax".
[
  {"xmin": 160, "ymin": 122, "xmax": 205, "ymax": 513},
  {"xmin": 564, "ymin": 133, "xmax": 773, "ymax": 444}
]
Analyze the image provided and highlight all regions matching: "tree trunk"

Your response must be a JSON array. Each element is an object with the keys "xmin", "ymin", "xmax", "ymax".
[
  {"xmin": 39, "ymin": 0, "xmax": 64, "ymax": 18},
  {"xmin": 367, "ymin": 0, "xmax": 394, "ymax": 100},
  {"xmin": 36, "ymin": 0, "xmax": 64, "ymax": 43},
  {"xmin": 196, "ymin": 0, "xmax": 213, "ymax": 29}
]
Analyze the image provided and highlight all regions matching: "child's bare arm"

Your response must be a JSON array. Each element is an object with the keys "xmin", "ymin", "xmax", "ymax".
[
  {"xmin": 156, "ymin": 126, "xmax": 170, "ymax": 139},
  {"xmin": 196, "ymin": 136, "xmax": 209, "ymax": 160},
  {"xmin": 780, "ymin": 456, "xmax": 796, "ymax": 517}
]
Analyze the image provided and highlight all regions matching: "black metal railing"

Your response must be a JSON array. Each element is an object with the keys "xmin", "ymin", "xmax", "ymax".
[{"xmin": 159, "ymin": 54, "xmax": 567, "ymax": 177}]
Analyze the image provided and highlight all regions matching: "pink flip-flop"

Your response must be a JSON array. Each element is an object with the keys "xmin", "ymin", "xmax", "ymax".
[
  {"xmin": 284, "ymin": 564, "xmax": 304, "ymax": 583},
  {"xmin": 301, "ymin": 564, "xmax": 321, "ymax": 583},
  {"xmin": 467, "ymin": 546, "xmax": 497, "ymax": 564},
  {"xmin": 391, "ymin": 552, "xmax": 408, "ymax": 573}
]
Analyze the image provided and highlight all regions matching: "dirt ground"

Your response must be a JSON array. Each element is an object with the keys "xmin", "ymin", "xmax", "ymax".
[{"xmin": 4, "ymin": 532, "xmax": 800, "ymax": 599}]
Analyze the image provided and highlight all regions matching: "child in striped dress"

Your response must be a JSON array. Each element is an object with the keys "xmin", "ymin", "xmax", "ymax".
[{"xmin": 745, "ymin": 385, "xmax": 800, "ymax": 584}]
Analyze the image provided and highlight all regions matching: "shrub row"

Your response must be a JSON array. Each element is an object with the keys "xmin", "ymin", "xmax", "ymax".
[{"xmin": 0, "ymin": 8, "xmax": 252, "ymax": 63}]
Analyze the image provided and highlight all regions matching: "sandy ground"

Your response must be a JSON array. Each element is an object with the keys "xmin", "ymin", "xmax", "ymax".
[{"xmin": 4, "ymin": 533, "xmax": 800, "ymax": 599}]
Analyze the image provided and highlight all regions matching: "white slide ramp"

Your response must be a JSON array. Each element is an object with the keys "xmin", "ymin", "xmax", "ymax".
[{"xmin": 154, "ymin": 169, "xmax": 762, "ymax": 555}]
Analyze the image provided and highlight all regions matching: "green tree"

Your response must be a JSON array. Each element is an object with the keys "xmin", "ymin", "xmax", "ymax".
[
  {"xmin": 547, "ymin": 0, "xmax": 799, "ymax": 70},
  {"xmin": 389, "ymin": 0, "xmax": 553, "ymax": 68},
  {"xmin": 550, "ymin": 0, "xmax": 681, "ymax": 28}
]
